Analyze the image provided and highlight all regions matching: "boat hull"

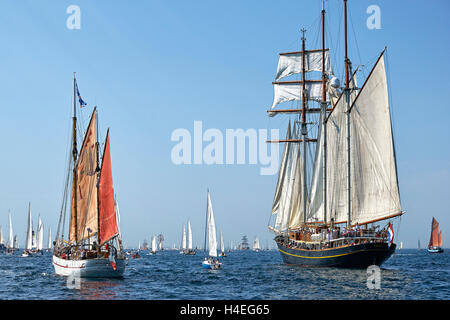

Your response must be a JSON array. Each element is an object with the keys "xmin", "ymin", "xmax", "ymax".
[
  {"xmin": 277, "ymin": 241, "xmax": 396, "ymax": 268},
  {"xmin": 427, "ymin": 247, "xmax": 444, "ymax": 253},
  {"xmin": 202, "ymin": 260, "xmax": 222, "ymax": 270},
  {"xmin": 52, "ymin": 255, "xmax": 125, "ymax": 278}
]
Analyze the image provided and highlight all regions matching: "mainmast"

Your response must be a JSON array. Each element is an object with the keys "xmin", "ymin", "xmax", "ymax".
[
  {"xmin": 301, "ymin": 28, "xmax": 308, "ymax": 225},
  {"xmin": 321, "ymin": 0, "xmax": 328, "ymax": 225},
  {"xmin": 72, "ymin": 73, "xmax": 78, "ymax": 245},
  {"xmin": 344, "ymin": 0, "xmax": 351, "ymax": 228}
]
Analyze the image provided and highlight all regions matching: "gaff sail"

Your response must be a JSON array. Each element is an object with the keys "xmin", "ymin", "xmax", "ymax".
[{"xmin": 98, "ymin": 130, "xmax": 118, "ymax": 245}]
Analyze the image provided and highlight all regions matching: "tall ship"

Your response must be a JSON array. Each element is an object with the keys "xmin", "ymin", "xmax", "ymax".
[
  {"xmin": 239, "ymin": 235, "xmax": 250, "ymax": 250},
  {"xmin": 427, "ymin": 217, "xmax": 443, "ymax": 253},
  {"xmin": 266, "ymin": 0, "xmax": 404, "ymax": 268},
  {"xmin": 52, "ymin": 74, "xmax": 125, "ymax": 277}
]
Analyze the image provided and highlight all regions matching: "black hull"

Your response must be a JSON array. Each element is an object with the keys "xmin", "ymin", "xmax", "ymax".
[{"xmin": 277, "ymin": 241, "xmax": 396, "ymax": 268}]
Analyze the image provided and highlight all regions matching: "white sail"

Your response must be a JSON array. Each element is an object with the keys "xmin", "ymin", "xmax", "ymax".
[
  {"xmin": 25, "ymin": 203, "xmax": 33, "ymax": 250},
  {"xmin": 275, "ymin": 50, "xmax": 332, "ymax": 81},
  {"xmin": 272, "ymin": 82, "xmax": 325, "ymax": 109},
  {"xmin": 274, "ymin": 124, "xmax": 302, "ymax": 232},
  {"xmin": 347, "ymin": 53, "xmax": 401, "ymax": 224},
  {"xmin": 13, "ymin": 235, "xmax": 18, "ymax": 249},
  {"xmin": 220, "ymin": 231, "xmax": 224, "ymax": 253},
  {"xmin": 8, "ymin": 212, "xmax": 13, "ymax": 249},
  {"xmin": 151, "ymin": 236, "xmax": 157, "ymax": 252},
  {"xmin": 307, "ymin": 111, "xmax": 325, "ymax": 222},
  {"xmin": 182, "ymin": 225, "xmax": 186, "ymax": 250},
  {"xmin": 47, "ymin": 227, "xmax": 52, "ymax": 249},
  {"xmin": 206, "ymin": 191, "xmax": 218, "ymax": 257},
  {"xmin": 253, "ymin": 237, "xmax": 260, "ymax": 250},
  {"xmin": 36, "ymin": 215, "xmax": 44, "ymax": 251},
  {"xmin": 0, "ymin": 227, "xmax": 3, "ymax": 245},
  {"xmin": 187, "ymin": 220, "xmax": 193, "ymax": 250},
  {"xmin": 272, "ymin": 122, "xmax": 292, "ymax": 216}
]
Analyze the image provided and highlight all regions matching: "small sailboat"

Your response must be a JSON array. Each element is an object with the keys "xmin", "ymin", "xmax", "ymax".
[
  {"xmin": 0, "ymin": 226, "xmax": 5, "ymax": 253},
  {"xmin": 219, "ymin": 231, "xmax": 226, "ymax": 257},
  {"xmin": 428, "ymin": 217, "xmax": 443, "ymax": 253},
  {"xmin": 253, "ymin": 237, "xmax": 261, "ymax": 252},
  {"xmin": 6, "ymin": 211, "xmax": 15, "ymax": 254},
  {"xmin": 202, "ymin": 190, "xmax": 222, "ymax": 270},
  {"xmin": 52, "ymin": 75, "xmax": 125, "ymax": 277},
  {"xmin": 46, "ymin": 227, "xmax": 52, "ymax": 252},
  {"xmin": 183, "ymin": 220, "xmax": 196, "ymax": 255},
  {"xmin": 149, "ymin": 235, "xmax": 157, "ymax": 255},
  {"xmin": 22, "ymin": 203, "xmax": 35, "ymax": 257},
  {"xmin": 180, "ymin": 224, "xmax": 186, "ymax": 254},
  {"xmin": 36, "ymin": 215, "xmax": 44, "ymax": 254}
]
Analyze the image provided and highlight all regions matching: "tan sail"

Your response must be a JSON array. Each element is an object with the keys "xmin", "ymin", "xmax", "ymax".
[{"xmin": 69, "ymin": 108, "xmax": 98, "ymax": 243}]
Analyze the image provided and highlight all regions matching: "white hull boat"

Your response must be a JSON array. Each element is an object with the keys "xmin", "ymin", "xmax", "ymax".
[{"xmin": 52, "ymin": 255, "xmax": 125, "ymax": 278}]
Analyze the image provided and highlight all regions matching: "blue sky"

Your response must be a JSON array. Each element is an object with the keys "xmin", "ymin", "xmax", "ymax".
[{"xmin": 0, "ymin": 0, "xmax": 448, "ymax": 249}]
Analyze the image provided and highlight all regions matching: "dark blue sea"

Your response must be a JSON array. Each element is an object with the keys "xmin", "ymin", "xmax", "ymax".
[{"xmin": 0, "ymin": 249, "xmax": 448, "ymax": 300}]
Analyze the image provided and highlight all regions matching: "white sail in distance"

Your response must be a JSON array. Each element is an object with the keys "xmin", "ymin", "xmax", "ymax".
[
  {"xmin": 25, "ymin": 203, "xmax": 33, "ymax": 250},
  {"xmin": 151, "ymin": 236, "xmax": 157, "ymax": 253},
  {"xmin": 187, "ymin": 220, "xmax": 193, "ymax": 250},
  {"xmin": 8, "ymin": 212, "xmax": 13, "ymax": 249},
  {"xmin": 181, "ymin": 225, "xmax": 186, "ymax": 250},
  {"xmin": 206, "ymin": 191, "xmax": 218, "ymax": 257},
  {"xmin": 36, "ymin": 215, "xmax": 44, "ymax": 251}
]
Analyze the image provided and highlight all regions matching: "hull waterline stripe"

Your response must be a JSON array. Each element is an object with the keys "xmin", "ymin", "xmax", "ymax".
[{"xmin": 278, "ymin": 247, "xmax": 389, "ymax": 259}]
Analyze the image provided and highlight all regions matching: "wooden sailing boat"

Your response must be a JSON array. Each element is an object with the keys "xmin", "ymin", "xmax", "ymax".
[
  {"xmin": 52, "ymin": 74, "xmax": 125, "ymax": 277},
  {"xmin": 267, "ymin": 0, "xmax": 404, "ymax": 268},
  {"xmin": 183, "ymin": 220, "xmax": 197, "ymax": 255},
  {"xmin": 427, "ymin": 217, "xmax": 443, "ymax": 253},
  {"xmin": 202, "ymin": 190, "xmax": 222, "ymax": 269}
]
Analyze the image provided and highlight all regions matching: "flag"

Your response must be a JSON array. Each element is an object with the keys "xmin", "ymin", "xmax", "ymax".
[
  {"xmin": 387, "ymin": 223, "xmax": 394, "ymax": 245},
  {"xmin": 75, "ymin": 80, "xmax": 87, "ymax": 108}
]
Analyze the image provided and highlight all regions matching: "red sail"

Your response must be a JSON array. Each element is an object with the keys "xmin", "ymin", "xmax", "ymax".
[
  {"xmin": 428, "ymin": 217, "xmax": 439, "ymax": 248},
  {"xmin": 438, "ymin": 231, "xmax": 443, "ymax": 247},
  {"xmin": 98, "ymin": 130, "xmax": 118, "ymax": 245}
]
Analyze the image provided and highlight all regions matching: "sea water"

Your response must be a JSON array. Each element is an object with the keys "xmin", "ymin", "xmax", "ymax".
[{"xmin": 0, "ymin": 249, "xmax": 448, "ymax": 300}]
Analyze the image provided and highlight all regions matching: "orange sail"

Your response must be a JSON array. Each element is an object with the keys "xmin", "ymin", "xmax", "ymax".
[
  {"xmin": 428, "ymin": 217, "xmax": 440, "ymax": 248},
  {"xmin": 438, "ymin": 231, "xmax": 443, "ymax": 247},
  {"xmin": 69, "ymin": 109, "xmax": 99, "ymax": 243},
  {"xmin": 98, "ymin": 129, "xmax": 118, "ymax": 245}
]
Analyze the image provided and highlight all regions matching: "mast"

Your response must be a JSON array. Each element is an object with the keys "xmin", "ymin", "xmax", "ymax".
[
  {"xmin": 72, "ymin": 73, "xmax": 78, "ymax": 245},
  {"xmin": 321, "ymin": 0, "xmax": 328, "ymax": 225},
  {"xmin": 203, "ymin": 189, "xmax": 209, "ymax": 255},
  {"xmin": 96, "ymin": 108, "xmax": 100, "ymax": 247},
  {"xmin": 301, "ymin": 29, "xmax": 308, "ymax": 225},
  {"xmin": 344, "ymin": 0, "xmax": 351, "ymax": 228}
]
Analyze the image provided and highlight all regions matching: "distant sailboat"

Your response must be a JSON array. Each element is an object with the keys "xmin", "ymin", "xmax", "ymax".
[
  {"xmin": 6, "ymin": 211, "xmax": 15, "ymax": 253},
  {"xmin": 22, "ymin": 203, "xmax": 35, "ymax": 257},
  {"xmin": 219, "ymin": 231, "xmax": 226, "ymax": 257},
  {"xmin": 428, "ymin": 217, "xmax": 443, "ymax": 253},
  {"xmin": 47, "ymin": 227, "xmax": 52, "ymax": 252},
  {"xmin": 202, "ymin": 190, "xmax": 222, "ymax": 269},
  {"xmin": 150, "ymin": 235, "xmax": 157, "ymax": 255},
  {"xmin": 183, "ymin": 220, "xmax": 196, "ymax": 255},
  {"xmin": 52, "ymin": 75, "xmax": 125, "ymax": 277},
  {"xmin": 36, "ymin": 215, "xmax": 44, "ymax": 253},
  {"xmin": 180, "ymin": 224, "xmax": 186, "ymax": 254},
  {"xmin": 253, "ymin": 237, "xmax": 261, "ymax": 252}
]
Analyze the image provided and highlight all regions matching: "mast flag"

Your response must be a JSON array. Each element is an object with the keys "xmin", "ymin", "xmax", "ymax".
[{"xmin": 75, "ymin": 79, "xmax": 87, "ymax": 108}]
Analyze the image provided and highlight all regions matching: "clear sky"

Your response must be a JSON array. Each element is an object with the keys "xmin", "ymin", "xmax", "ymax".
[{"xmin": 0, "ymin": 0, "xmax": 448, "ymax": 249}]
